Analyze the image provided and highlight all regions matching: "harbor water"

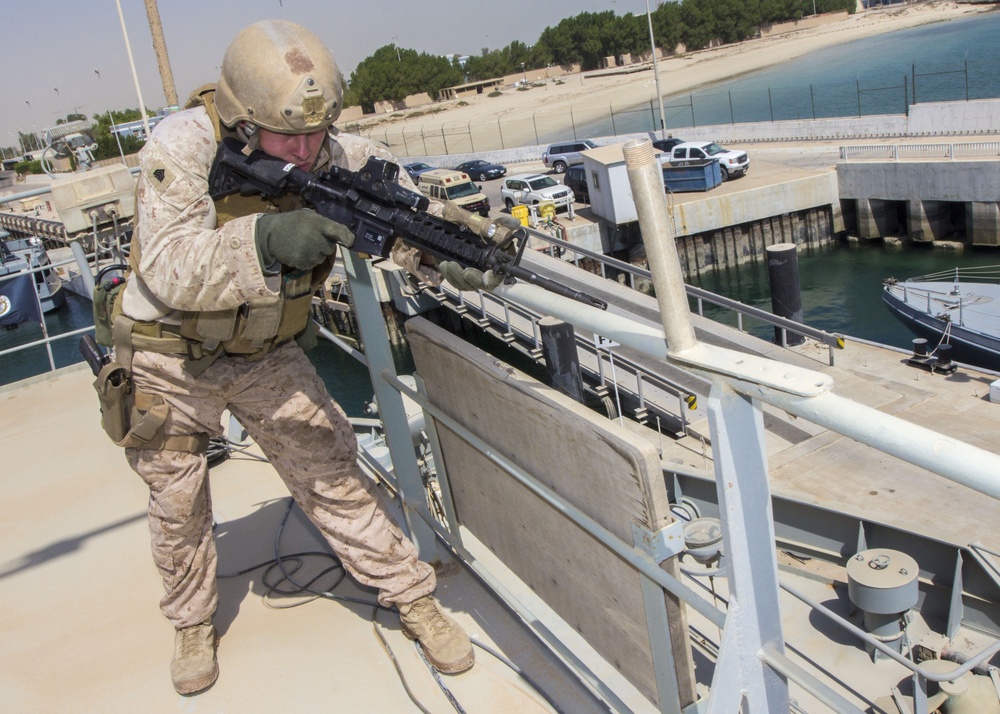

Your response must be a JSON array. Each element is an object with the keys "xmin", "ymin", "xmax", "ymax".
[
  {"xmin": 574, "ymin": 11, "xmax": 1000, "ymax": 139},
  {"xmin": 688, "ymin": 241, "xmax": 1000, "ymax": 353}
]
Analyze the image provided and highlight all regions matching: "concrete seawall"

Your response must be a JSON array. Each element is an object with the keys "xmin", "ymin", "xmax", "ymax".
[
  {"xmin": 670, "ymin": 174, "xmax": 840, "ymax": 275},
  {"xmin": 402, "ymin": 99, "xmax": 1000, "ymax": 168}
]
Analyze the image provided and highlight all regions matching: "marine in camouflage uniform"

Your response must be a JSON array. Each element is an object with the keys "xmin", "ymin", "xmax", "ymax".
[{"xmin": 115, "ymin": 19, "xmax": 477, "ymax": 695}]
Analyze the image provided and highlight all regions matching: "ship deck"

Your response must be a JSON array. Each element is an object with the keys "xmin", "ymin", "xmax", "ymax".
[
  {"xmin": 0, "ymin": 365, "xmax": 605, "ymax": 713},
  {"xmin": 4, "ymin": 303, "xmax": 1000, "ymax": 711}
]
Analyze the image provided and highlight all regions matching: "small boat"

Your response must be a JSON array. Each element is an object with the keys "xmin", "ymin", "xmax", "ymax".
[
  {"xmin": 882, "ymin": 266, "xmax": 1000, "ymax": 371},
  {"xmin": 0, "ymin": 234, "xmax": 66, "ymax": 314}
]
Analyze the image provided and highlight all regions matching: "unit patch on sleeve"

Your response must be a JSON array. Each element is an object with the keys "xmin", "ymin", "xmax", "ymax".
[{"xmin": 146, "ymin": 161, "xmax": 176, "ymax": 195}]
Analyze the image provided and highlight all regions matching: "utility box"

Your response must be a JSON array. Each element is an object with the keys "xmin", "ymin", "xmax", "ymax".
[{"xmin": 49, "ymin": 164, "xmax": 136, "ymax": 235}]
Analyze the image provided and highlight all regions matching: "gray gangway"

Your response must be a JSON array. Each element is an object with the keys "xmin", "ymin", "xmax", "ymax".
[{"xmin": 414, "ymin": 225, "xmax": 845, "ymax": 439}]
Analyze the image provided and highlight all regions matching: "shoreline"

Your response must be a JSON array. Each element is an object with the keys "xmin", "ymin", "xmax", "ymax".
[{"xmin": 351, "ymin": 2, "xmax": 996, "ymax": 141}]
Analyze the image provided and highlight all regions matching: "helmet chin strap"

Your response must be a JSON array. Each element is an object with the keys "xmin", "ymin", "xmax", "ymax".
[{"xmin": 237, "ymin": 121, "xmax": 260, "ymax": 149}]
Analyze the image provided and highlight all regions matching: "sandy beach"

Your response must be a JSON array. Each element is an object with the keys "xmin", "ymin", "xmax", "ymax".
[{"xmin": 351, "ymin": 1, "xmax": 995, "ymax": 150}]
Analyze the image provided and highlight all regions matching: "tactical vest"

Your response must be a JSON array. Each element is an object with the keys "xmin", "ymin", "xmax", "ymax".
[{"xmin": 134, "ymin": 85, "xmax": 333, "ymax": 364}]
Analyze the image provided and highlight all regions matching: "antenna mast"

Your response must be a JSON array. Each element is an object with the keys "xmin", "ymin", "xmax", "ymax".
[{"xmin": 143, "ymin": 0, "xmax": 178, "ymax": 107}]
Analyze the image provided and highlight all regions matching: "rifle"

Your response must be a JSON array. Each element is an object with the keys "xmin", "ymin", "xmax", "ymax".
[{"xmin": 208, "ymin": 137, "xmax": 606, "ymax": 310}]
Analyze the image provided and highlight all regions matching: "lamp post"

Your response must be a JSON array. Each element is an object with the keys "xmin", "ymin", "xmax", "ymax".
[
  {"xmin": 115, "ymin": 0, "xmax": 152, "ymax": 139},
  {"xmin": 645, "ymin": 0, "xmax": 668, "ymax": 139}
]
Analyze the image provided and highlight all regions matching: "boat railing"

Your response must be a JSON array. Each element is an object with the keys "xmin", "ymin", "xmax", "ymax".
[
  {"xmin": 840, "ymin": 141, "xmax": 1000, "ymax": 161},
  {"xmin": 431, "ymin": 283, "xmax": 696, "ymax": 436},
  {"xmin": 887, "ymin": 266, "xmax": 1000, "ymax": 328},
  {"xmin": 522, "ymin": 227, "xmax": 845, "ymax": 365},
  {"xmin": 901, "ymin": 265, "xmax": 1000, "ymax": 284},
  {"xmin": 0, "ymin": 254, "xmax": 95, "ymax": 373}
]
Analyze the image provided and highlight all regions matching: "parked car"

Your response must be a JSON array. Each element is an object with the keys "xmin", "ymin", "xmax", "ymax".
[
  {"xmin": 453, "ymin": 159, "xmax": 507, "ymax": 182},
  {"xmin": 542, "ymin": 139, "xmax": 597, "ymax": 173},
  {"xmin": 417, "ymin": 169, "xmax": 490, "ymax": 216},
  {"xmin": 652, "ymin": 137, "xmax": 684, "ymax": 154},
  {"xmin": 669, "ymin": 141, "xmax": 750, "ymax": 181},
  {"xmin": 563, "ymin": 166, "xmax": 589, "ymax": 203},
  {"xmin": 500, "ymin": 173, "xmax": 574, "ymax": 211},
  {"xmin": 403, "ymin": 161, "xmax": 436, "ymax": 183}
]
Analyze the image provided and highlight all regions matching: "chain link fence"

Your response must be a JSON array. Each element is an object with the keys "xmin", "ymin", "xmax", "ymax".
[{"xmin": 348, "ymin": 58, "xmax": 997, "ymax": 159}]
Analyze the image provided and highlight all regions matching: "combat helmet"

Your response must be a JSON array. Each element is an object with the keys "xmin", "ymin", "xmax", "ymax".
[{"xmin": 216, "ymin": 19, "xmax": 342, "ymax": 134}]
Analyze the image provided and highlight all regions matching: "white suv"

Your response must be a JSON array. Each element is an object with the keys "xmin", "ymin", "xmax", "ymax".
[
  {"xmin": 669, "ymin": 141, "xmax": 749, "ymax": 181},
  {"xmin": 500, "ymin": 173, "xmax": 575, "ymax": 211}
]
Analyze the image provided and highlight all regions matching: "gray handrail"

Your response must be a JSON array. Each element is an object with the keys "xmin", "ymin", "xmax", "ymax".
[{"xmin": 525, "ymin": 226, "xmax": 845, "ymax": 362}]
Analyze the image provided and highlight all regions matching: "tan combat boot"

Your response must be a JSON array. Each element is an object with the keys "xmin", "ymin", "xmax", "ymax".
[
  {"xmin": 398, "ymin": 596, "xmax": 475, "ymax": 674},
  {"xmin": 170, "ymin": 622, "xmax": 219, "ymax": 695}
]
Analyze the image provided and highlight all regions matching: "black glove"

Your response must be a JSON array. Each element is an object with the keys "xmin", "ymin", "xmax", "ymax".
[{"xmin": 255, "ymin": 209, "xmax": 355, "ymax": 272}]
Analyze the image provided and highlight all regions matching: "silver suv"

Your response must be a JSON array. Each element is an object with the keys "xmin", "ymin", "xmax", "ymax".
[
  {"xmin": 542, "ymin": 139, "xmax": 597, "ymax": 173},
  {"xmin": 500, "ymin": 173, "xmax": 574, "ymax": 211}
]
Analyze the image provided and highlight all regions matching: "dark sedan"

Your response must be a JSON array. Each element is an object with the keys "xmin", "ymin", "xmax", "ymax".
[
  {"xmin": 453, "ymin": 159, "xmax": 507, "ymax": 182},
  {"xmin": 652, "ymin": 137, "xmax": 684, "ymax": 153}
]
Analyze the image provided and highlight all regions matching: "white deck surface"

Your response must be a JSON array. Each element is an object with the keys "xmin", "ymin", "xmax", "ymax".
[{"xmin": 0, "ymin": 365, "xmax": 603, "ymax": 713}]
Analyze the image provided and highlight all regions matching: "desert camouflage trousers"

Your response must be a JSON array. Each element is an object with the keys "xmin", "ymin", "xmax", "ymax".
[{"xmin": 125, "ymin": 341, "xmax": 435, "ymax": 629}]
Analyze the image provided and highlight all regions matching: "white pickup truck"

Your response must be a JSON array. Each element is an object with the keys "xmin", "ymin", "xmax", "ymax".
[{"xmin": 669, "ymin": 141, "xmax": 750, "ymax": 181}]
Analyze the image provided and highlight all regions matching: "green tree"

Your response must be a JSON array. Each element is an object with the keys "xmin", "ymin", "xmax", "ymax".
[
  {"xmin": 680, "ymin": 0, "xmax": 718, "ymax": 50},
  {"xmin": 89, "ymin": 109, "xmax": 146, "ymax": 161},
  {"xmin": 340, "ymin": 0, "xmax": 857, "ymax": 111},
  {"xmin": 349, "ymin": 45, "xmax": 461, "ymax": 112}
]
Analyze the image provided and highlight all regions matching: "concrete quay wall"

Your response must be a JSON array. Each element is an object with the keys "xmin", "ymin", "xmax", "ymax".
[
  {"xmin": 838, "ymin": 161, "xmax": 1000, "ymax": 204},
  {"xmin": 838, "ymin": 161, "xmax": 1000, "ymax": 245},
  {"xmin": 666, "ymin": 174, "xmax": 840, "ymax": 275},
  {"xmin": 672, "ymin": 173, "xmax": 838, "ymax": 236},
  {"xmin": 403, "ymin": 100, "xmax": 999, "ymax": 269},
  {"xmin": 673, "ymin": 204, "xmax": 835, "ymax": 277}
]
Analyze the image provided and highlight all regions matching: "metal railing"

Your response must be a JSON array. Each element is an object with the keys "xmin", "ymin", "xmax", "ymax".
[
  {"xmin": 523, "ymin": 227, "xmax": 845, "ymax": 364},
  {"xmin": 0, "ymin": 256, "xmax": 94, "ymax": 373},
  {"xmin": 367, "ymin": 286, "xmax": 1000, "ymax": 713},
  {"xmin": 434, "ymin": 284, "xmax": 696, "ymax": 435},
  {"xmin": 840, "ymin": 141, "xmax": 1000, "ymax": 161},
  {"xmin": 884, "ymin": 265, "xmax": 1000, "ymax": 329}
]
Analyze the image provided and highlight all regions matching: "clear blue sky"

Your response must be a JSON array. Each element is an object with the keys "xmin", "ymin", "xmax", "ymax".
[{"xmin": 1, "ymin": 0, "xmax": 641, "ymax": 146}]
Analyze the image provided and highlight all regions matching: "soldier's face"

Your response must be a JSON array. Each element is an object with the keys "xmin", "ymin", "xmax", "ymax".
[{"xmin": 258, "ymin": 128, "xmax": 326, "ymax": 171}]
